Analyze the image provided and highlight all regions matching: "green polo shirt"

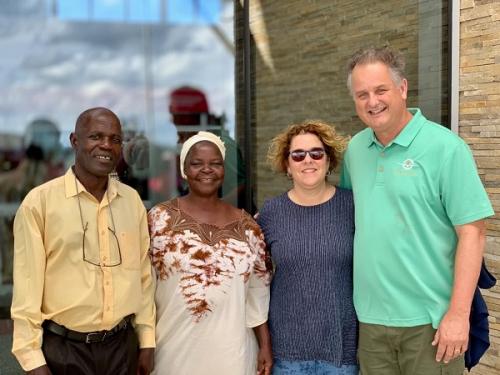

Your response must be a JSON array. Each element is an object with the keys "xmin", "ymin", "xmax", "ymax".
[{"xmin": 340, "ymin": 108, "xmax": 494, "ymax": 328}]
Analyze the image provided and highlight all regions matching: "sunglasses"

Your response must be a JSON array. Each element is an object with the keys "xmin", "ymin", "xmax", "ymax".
[{"xmin": 288, "ymin": 148, "xmax": 326, "ymax": 162}]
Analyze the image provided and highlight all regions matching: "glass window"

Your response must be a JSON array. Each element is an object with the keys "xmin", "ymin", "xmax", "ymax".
[{"xmin": 0, "ymin": 0, "xmax": 237, "ymax": 302}]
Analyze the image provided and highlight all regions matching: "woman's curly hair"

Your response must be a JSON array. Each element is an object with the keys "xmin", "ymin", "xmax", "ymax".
[{"xmin": 267, "ymin": 120, "xmax": 349, "ymax": 175}]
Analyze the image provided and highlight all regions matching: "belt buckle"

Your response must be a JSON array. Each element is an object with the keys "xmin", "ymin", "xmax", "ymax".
[{"xmin": 85, "ymin": 332, "xmax": 105, "ymax": 344}]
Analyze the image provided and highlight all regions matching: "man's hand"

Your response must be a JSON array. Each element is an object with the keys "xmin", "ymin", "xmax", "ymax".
[
  {"xmin": 27, "ymin": 365, "xmax": 52, "ymax": 375},
  {"xmin": 256, "ymin": 345, "xmax": 272, "ymax": 375},
  {"xmin": 431, "ymin": 220, "xmax": 486, "ymax": 364},
  {"xmin": 137, "ymin": 348, "xmax": 154, "ymax": 375},
  {"xmin": 432, "ymin": 310, "xmax": 469, "ymax": 364}
]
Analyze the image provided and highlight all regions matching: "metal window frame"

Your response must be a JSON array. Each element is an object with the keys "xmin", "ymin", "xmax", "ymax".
[{"xmin": 243, "ymin": 0, "xmax": 252, "ymax": 213}]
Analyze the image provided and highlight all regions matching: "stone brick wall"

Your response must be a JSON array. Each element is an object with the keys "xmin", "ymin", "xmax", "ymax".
[
  {"xmin": 460, "ymin": 0, "xmax": 500, "ymax": 373},
  {"xmin": 240, "ymin": 0, "xmax": 448, "ymax": 207},
  {"xmin": 236, "ymin": 0, "xmax": 498, "ymax": 372}
]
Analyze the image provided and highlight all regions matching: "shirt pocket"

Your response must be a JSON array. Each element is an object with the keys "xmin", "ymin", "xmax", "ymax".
[{"xmin": 119, "ymin": 231, "xmax": 141, "ymax": 270}]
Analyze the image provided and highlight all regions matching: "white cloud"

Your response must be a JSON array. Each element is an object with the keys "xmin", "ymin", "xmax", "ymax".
[
  {"xmin": 0, "ymin": 5, "xmax": 235, "ymax": 150},
  {"xmin": 41, "ymin": 60, "xmax": 80, "ymax": 78}
]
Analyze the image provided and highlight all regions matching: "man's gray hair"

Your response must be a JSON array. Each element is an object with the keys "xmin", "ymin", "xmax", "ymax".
[{"xmin": 346, "ymin": 46, "xmax": 406, "ymax": 95}]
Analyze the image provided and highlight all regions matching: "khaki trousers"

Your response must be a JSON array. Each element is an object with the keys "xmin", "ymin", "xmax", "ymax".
[{"xmin": 359, "ymin": 322, "xmax": 464, "ymax": 375}]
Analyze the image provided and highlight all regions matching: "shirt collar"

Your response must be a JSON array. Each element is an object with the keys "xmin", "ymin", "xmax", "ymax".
[
  {"xmin": 64, "ymin": 167, "xmax": 122, "ymax": 201},
  {"xmin": 366, "ymin": 108, "xmax": 424, "ymax": 148}
]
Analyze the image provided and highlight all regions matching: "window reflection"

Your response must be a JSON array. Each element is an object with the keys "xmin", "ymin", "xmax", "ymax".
[
  {"xmin": 0, "ymin": 119, "xmax": 65, "ymax": 285},
  {"xmin": 168, "ymin": 86, "xmax": 248, "ymax": 209},
  {"xmin": 0, "ymin": 0, "xmax": 235, "ymax": 295}
]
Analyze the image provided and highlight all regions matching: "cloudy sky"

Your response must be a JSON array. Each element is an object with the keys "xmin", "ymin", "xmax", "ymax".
[{"xmin": 0, "ymin": 0, "xmax": 234, "ymax": 147}]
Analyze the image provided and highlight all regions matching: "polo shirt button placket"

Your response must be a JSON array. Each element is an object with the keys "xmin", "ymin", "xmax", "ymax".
[{"xmin": 376, "ymin": 150, "xmax": 386, "ymax": 186}]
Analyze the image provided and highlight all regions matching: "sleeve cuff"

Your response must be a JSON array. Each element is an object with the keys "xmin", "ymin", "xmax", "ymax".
[
  {"xmin": 246, "ymin": 317, "xmax": 268, "ymax": 329},
  {"xmin": 136, "ymin": 328, "xmax": 156, "ymax": 348},
  {"xmin": 13, "ymin": 348, "xmax": 46, "ymax": 371},
  {"xmin": 245, "ymin": 286, "xmax": 270, "ymax": 328}
]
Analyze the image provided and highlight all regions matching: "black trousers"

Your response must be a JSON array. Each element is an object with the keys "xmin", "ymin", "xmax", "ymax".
[{"xmin": 42, "ymin": 324, "xmax": 139, "ymax": 375}]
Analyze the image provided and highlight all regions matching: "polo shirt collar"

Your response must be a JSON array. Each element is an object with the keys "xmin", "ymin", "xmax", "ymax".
[
  {"xmin": 64, "ymin": 167, "xmax": 122, "ymax": 201},
  {"xmin": 366, "ymin": 108, "xmax": 424, "ymax": 148}
]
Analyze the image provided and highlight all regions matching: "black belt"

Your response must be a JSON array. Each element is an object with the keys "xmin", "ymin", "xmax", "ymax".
[{"xmin": 42, "ymin": 315, "xmax": 133, "ymax": 344}]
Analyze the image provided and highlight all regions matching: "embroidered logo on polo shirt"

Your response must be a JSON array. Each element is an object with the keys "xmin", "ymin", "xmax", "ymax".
[
  {"xmin": 393, "ymin": 158, "xmax": 419, "ymax": 177},
  {"xmin": 401, "ymin": 159, "xmax": 416, "ymax": 170}
]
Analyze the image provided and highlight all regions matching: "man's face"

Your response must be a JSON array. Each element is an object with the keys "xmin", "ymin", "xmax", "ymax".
[
  {"xmin": 71, "ymin": 112, "xmax": 123, "ymax": 178},
  {"xmin": 351, "ymin": 62, "xmax": 408, "ymax": 137}
]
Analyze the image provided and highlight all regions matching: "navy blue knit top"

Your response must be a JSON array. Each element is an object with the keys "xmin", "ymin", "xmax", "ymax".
[{"xmin": 257, "ymin": 188, "xmax": 357, "ymax": 365}]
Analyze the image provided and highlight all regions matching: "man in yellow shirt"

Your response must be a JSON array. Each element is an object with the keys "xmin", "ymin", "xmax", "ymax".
[{"xmin": 11, "ymin": 107, "xmax": 156, "ymax": 375}]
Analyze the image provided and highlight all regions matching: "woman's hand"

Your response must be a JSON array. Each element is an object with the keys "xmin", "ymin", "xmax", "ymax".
[
  {"xmin": 256, "ymin": 345, "xmax": 273, "ymax": 375},
  {"xmin": 253, "ymin": 322, "xmax": 273, "ymax": 375}
]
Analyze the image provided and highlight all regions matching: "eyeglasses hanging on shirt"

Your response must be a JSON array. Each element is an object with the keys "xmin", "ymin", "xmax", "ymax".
[{"xmin": 74, "ymin": 174, "xmax": 122, "ymax": 267}]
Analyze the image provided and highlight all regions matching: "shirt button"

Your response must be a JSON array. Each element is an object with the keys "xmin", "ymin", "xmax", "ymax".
[
  {"xmin": 102, "ymin": 256, "xmax": 107, "ymax": 261},
  {"xmin": 378, "ymin": 166, "xmax": 384, "ymax": 172},
  {"xmin": 380, "ymin": 152, "xmax": 385, "ymax": 157},
  {"xmin": 101, "ymin": 230, "xmax": 105, "ymax": 235}
]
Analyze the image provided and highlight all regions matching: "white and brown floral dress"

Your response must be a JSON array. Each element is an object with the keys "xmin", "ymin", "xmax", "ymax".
[{"xmin": 148, "ymin": 198, "xmax": 271, "ymax": 375}]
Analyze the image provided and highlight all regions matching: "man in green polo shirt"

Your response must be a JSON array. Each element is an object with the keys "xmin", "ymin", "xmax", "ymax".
[{"xmin": 340, "ymin": 46, "xmax": 494, "ymax": 374}]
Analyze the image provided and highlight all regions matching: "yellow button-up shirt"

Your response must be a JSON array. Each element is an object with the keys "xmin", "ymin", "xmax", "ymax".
[{"xmin": 11, "ymin": 168, "xmax": 155, "ymax": 371}]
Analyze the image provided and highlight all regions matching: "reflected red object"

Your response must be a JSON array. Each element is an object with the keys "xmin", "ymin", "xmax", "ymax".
[
  {"xmin": 148, "ymin": 176, "xmax": 164, "ymax": 193},
  {"xmin": 0, "ymin": 149, "xmax": 24, "ymax": 172},
  {"xmin": 169, "ymin": 86, "xmax": 224, "ymax": 128},
  {"xmin": 169, "ymin": 86, "xmax": 209, "ymax": 114}
]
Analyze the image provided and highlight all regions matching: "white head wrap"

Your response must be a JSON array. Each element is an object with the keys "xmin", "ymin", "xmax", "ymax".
[{"xmin": 179, "ymin": 131, "xmax": 226, "ymax": 179}]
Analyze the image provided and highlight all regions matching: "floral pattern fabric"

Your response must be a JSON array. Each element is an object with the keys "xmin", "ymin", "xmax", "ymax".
[{"xmin": 148, "ymin": 199, "xmax": 271, "ymax": 375}]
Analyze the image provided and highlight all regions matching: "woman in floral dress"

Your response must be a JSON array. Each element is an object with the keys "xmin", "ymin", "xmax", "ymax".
[{"xmin": 148, "ymin": 131, "xmax": 272, "ymax": 375}]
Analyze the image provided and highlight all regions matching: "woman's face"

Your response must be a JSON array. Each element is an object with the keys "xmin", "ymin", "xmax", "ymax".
[
  {"xmin": 287, "ymin": 133, "xmax": 329, "ymax": 189},
  {"xmin": 184, "ymin": 141, "xmax": 224, "ymax": 197}
]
